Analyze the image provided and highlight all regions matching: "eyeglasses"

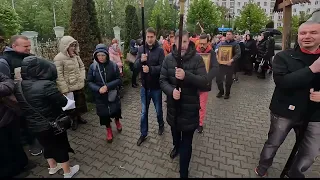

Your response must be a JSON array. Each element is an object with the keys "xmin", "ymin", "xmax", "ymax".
[{"xmin": 69, "ymin": 43, "xmax": 77, "ymax": 47}]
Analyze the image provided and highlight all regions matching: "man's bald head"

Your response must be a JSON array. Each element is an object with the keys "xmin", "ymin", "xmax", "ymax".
[{"xmin": 298, "ymin": 21, "xmax": 320, "ymax": 50}]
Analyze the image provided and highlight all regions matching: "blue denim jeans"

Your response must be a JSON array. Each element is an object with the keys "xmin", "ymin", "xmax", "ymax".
[{"xmin": 140, "ymin": 87, "xmax": 164, "ymax": 137}]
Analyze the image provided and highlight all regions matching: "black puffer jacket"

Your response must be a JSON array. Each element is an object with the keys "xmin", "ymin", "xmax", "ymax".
[
  {"xmin": 0, "ymin": 73, "xmax": 19, "ymax": 128},
  {"xmin": 256, "ymin": 39, "xmax": 270, "ymax": 61},
  {"xmin": 15, "ymin": 56, "xmax": 68, "ymax": 133},
  {"xmin": 160, "ymin": 41, "xmax": 208, "ymax": 132}
]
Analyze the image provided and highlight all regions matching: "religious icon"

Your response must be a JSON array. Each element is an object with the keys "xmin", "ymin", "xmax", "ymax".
[
  {"xmin": 218, "ymin": 45, "xmax": 233, "ymax": 65},
  {"xmin": 199, "ymin": 53, "xmax": 211, "ymax": 73}
]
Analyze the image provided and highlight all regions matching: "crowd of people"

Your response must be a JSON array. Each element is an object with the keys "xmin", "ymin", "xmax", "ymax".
[{"xmin": 0, "ymin": 14, "xmax": 319, "ymax": 179}]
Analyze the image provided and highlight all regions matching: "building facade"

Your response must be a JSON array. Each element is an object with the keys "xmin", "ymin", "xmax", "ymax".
[{"xmin": 210, "ymin": 0, "xmax": 320, "ymax": 29}]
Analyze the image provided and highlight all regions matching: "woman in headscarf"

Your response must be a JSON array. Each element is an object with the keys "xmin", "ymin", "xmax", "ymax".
[
  {"xmin": 87, "ymin": 44, "xmax": 122, "ymax": 143},
  {"xmin": 129, "ymin": 39, "xmax": 139, "ymax": 88},
  {"xmin": 15, "ymin": 56, "xmax": 80, "ymax": 178},
  {"xmin": 243, "ymin": 34, "xmax": 257, "ymax": 76},
  {"xmin": 109, "ymin": 43, "xmax": 123, "ymax": 76},
  {"xmin": 53, "ymin": 36, "xmax": 87, "ymax": 131},
  {"xmin": 255, "ymin": 32, "xmax": 270, "ymax": 79}
]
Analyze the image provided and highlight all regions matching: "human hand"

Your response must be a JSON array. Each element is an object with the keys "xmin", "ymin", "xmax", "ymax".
[
  {"xmin": 99, "ymin": 85, "xmax": 108, "ymax": 94},
  {"xmin": 141, "ymin": 54, "xmax": 148, "ymax": 62},
  {"xmin": 310, "ymin": 88, "xmax": 320, "ymax": 102},
  {"xmin": 142, "ymin": 65, "xmax": 149, "ymax": 73},
  {"xmin": 226, "ymin": 59, "xmax": 234, "ymax": 66},
  {"xmin": 309, "ymin": 56, "xmax": 320, "ymax": 73},
  {"xmin": 173, "ymin": 88, "xmax": 181, "ymax": 100},
  {"xmin": 175, "ymin": 67, "xmax": 185, "ymax": 80}
]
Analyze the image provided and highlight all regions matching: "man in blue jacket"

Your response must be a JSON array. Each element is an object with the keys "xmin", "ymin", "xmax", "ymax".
[
  {"xmin": 134, "ymin": 27, "xmax": 165, "ymax": 146},
  {"xmin": 215, "ymin": 30, "xmax": 241, "ymax": 99}
]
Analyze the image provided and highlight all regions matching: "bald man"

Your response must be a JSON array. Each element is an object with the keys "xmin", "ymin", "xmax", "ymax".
[{"xmin": 255, "ymin": 21, "xmax": 320, "ymax": 178}]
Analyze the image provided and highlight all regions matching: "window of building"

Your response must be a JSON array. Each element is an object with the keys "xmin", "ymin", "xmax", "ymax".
[
  {"xmin": 237, "ymin": 9, "xmax": 240, "ymax": 13},
  {"xmin": 257, "ymin": 2, "xmax": 260, "ymax": 6},
  {"xmin": 238, "ymin": 2, "xmax": 240, "ymax": 6},
  {"xmin": 316, "ymin": 1, "xmax": 319, "ymax": 5},
  {"xmin": 244, "ymin": 2, "xmax": 247, "ymax": 5},
  {"xmin": 277, "ymin": 23, "xmax": 282, "ymax": 27},
  {"xmin": 264, "ymin": 9, "xmax": 266, "ymax": 12},
  {"xmin": 230, "ymin": 2, "xmax": 234, "ymax": 7},
  {"xmin": 293, "ymin": 8, "xmax": 296, "ymax": 12},
  {"xmin": 264, "ymin": 2, "xmax": 267, "ymax": 6},
  {"xmin": 307, "ymin": 8, "xmax": 310, "ymax": 13},
  {"xmin": 222, "ymin": 2, "xmax": 226, "ymax": 7}
]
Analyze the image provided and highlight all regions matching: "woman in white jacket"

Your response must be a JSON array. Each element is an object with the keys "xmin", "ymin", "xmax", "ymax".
[{"xmin": 53, "ymin": 36, "xmax": 88, "ymax": 130}]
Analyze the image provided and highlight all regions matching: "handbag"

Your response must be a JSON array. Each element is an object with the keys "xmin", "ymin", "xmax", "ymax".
[
  {"xmin": 257, "ymin": 59, "xmax": 265, "ymax": 73},
  {"xmin": 18, "ymin": 82, "xmax": 72, "ymax": 135},
  {"xmin": 126, "ymin": 53, "xmax": 136, "ymax": 63}
]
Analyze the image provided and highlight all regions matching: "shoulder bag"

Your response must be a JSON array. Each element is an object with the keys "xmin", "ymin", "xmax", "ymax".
[{"xmin": 18, "ymin": 82, "xmax": 72, "ymax": 135}]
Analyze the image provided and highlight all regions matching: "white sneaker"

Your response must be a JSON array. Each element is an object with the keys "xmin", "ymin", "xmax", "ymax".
[
  {"xmin": 63, "ymin": 165, "xmax": 80, "ymax": 178},
  {"xmin": 48, "ymin": 163, "xmax": 62, "ymax": 175}
]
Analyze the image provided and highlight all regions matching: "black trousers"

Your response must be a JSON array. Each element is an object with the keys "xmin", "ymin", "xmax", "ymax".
[
  {"xmin": 171, "ymin": 126, "xmax": 195, "ymax": 178},
  {"xmin": 0, "ymin": 118, "xmax": 28, "ymax": 178},
  {"xmin": 129, "ymin": 62, "xmax": 138, "ymax": 85},
  {"xmin": 216, "ymin": 65, "xmax": 234, "ymax": 95}
]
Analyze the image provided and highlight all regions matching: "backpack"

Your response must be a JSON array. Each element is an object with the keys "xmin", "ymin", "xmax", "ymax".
[{"xmin": 0, "ymin": 56, "xmax": 13, "ymax": 79}]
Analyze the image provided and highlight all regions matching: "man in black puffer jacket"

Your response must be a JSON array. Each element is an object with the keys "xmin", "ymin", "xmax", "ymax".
[
  {"xmin": 255, "ymin": 21, "xmax": 320, "ymax": 178},
  {"xmin": 0, "ymin": 73, "xmax": 28, "ymax": 178},
  {"xmin": 160, "ymin": 30, "xmax": 208, "ymax": 178}
]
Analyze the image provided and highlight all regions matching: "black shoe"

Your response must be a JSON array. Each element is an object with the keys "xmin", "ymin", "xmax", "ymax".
[
  {"xmin": 170, "ymin": 146, "xmax": 179, "ymax": 159},
  {"xmin": 197, "ymin": 126, "xmax": 203, "ymax": 133},
  {"xmin": 29, "ymin": 148, "xmax": 43, "ymax": 156},
  {"xmin": 132, "ymin": 83, "xmax": 138, "ymax": 88},
  {"xmin": 78, "ymin": 117, "xmax": 87, "ymax": 124},
  {"xmin": 216, "ymin": 92, "xmax": 224, "ymax": 98},
  {"xmin": 158, "ymin": 125, "xmax": 164, "ymax": 135},
  {"xmin": 137, "ymin": 136, "xmax": 147, "ymax": 146},
  {"xmin": 224, "ymin": 94, "xmax": 230, "ymax": 99},
  {"xmin": 71, "ymin": 119, "xmax": 78, "ymax": 130}
]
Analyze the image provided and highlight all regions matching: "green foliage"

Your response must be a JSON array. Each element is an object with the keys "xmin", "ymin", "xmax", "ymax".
[
  {"xmin": 187, "ymin": 0, "xmax": 222, "ymax": 34},
  {"xmin": 0, "ymin": 2, "xmax": 21, "ymax": 38},
  {"xmin": 234, "ymin": 2, "xmax": 268, "ymax": 34},
  {"xmin": 291, "ymin": 15, "xmax": 300, "ymax": 36},
  {"xmin": 7, "ymin": 0, "xmax": 72, "ymax": 41},
  {"xmin": 69, "ymin": 0, "xmax": 95, "ymax": 69},
  {"xmin": 124, "ymin": 5, "xmax": 139, "ymax": 55},
  {"xmin": 87, "ymin": 0, "xmax": 102, "ymax": 44},
  {"xmin": 216, "ymin": 5, "xmax": 229, "ymax": 27},
  {"xmin": 148, "ymin": 0, "xmax": 178, "ymax": 34},
  {"xmin": 266, "ymin": 21, "xmax": 274, "ymax": 28}
]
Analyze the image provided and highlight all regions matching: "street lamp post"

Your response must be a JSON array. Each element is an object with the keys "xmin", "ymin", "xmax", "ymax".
[
  {"xmin": 11, "ymin": 0, "xmax": 15, "ymax": 9},
  {"xmin": 53, "ymin": 26, "xmax": 65, "ymax": 46}
]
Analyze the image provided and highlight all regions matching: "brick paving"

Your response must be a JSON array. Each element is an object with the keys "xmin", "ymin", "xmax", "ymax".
[{"xmin": 26, "ymin": 73, "xmax": 320, "ymax": 178}]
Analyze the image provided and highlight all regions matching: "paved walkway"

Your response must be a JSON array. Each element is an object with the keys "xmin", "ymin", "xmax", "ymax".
[{"xmin": 26, "ymin": 73, "xmax": 320, "ymax": 178}]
